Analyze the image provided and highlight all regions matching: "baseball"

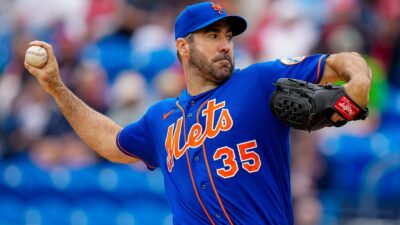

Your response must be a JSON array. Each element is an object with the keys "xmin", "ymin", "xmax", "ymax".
[{"xmin": 25, "ymin": 45, "xmax": 48, "ymax": 68}]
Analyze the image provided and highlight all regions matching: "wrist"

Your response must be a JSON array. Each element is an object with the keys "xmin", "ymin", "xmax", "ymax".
[
  {"xmin": 49, "ymin": 82, "xmax": 68, "ymax": 97},
  {"xmin": 343, "ymin": 81, "xmax": 370, "ymax": 108},
  {"xmin": 347, "ymin": 77, "xmax": 371, "ymax": 89}
]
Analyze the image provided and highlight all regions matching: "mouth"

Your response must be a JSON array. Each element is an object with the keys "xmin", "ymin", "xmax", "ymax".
[
  {"xmin": 218, "ymin": 59, "xmax": 230, "ymax": 64},
  {"xmin": 212, "ymin": 54, "xmax": 231, "ymax": 63},
  {"xmin": 214, "ymin": 56, "xmax": 231, "ymax": 64},
  {"xmin": 211, "ymin": 54, "xmax": 233, "ymax": 72},
  {"xmin": 216, "ymin": 60, "xmax": 231, "ymax": 69}
]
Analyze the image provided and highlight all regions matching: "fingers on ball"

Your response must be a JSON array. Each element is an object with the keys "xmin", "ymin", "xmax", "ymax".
[
  {"xmin": 25, "ymin": 45, "xmax": 48, "ymax": 68},
  {"xmin": 28, "ymin": 40, "xmax": 54, "ymax": 56}
]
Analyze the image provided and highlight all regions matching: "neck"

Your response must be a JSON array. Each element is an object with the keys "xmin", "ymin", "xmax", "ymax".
[{"xmin": 183, "ymin": 64, "xmax": 218, "ymax": 96}]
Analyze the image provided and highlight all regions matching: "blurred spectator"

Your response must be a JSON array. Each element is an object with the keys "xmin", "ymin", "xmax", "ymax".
[
  {"xmin": 236, "ymin": 0, "xmax": 269, "ymax": 33},
  {"xmin": 85, "ymin": 0, "xmax": 119, "ymax": 40},
  {"xmin": 29, "ymin": 133, "xmax": 99, "ymax": 170},
  {"xmin": 83, "ymin": 0, "xmax": 151, "ymax": 84},
  {"xmin": 70, "ymin": 61, "xmax": 110, "ymax": 114},
  {"xmin": 294, "ymin": 195, "xmax": 322, "ymax": 225},
  {"xmin": 52, "ymin": 22, "xmax": 83, "ymax": 88},
  {"xmin": 107, "ymin": 70, "xmax": 149, "ymax": 125},
  {"xmin": 1, "ymin": 78, "xmax": 51, "ymax": 156},
  {"xmin": 130, "ymin": 24, "xmax": 176, "ymax": 82},
  {"xmin": 252, "ymin": 0, "xmax": 318, "ymax": 60},
  {"xmin": 153, "ymin": 67, "xmax": 185, "ymax": 99},
  {"xmin": 0, "ymin": 23, "xmax": 33, "ymax": 85},
  {"xmin": 315, "ymin": 0, "xmax": 365, "ymax": 54},
  {"xmin": 9, "ymin": 0, "xmax": 87, "ymax": 41}
]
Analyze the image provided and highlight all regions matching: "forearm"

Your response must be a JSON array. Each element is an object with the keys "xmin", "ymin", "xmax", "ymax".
[
  {"xmin": 322, "ymin": 52, "xmax": 372, "ymax": 107},
  {"xmin": 24, "ymin": 40, "xmax": 137, "ymax": 164},
  {"xmin": 322, "ymin": 52, "xmax": 372, "ymax": 83},
  {"xmin": 51, "ymin": 85, "xmax": 136, "ymax": 163}
]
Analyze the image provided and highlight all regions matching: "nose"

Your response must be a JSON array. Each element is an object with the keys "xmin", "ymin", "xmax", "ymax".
[{"xmin": 218, "ymin": 39, "xmax": 231, "ymax": 53}]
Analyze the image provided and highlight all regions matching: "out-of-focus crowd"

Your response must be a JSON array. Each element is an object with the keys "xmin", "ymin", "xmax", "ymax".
[{"xmin": 0, "ymin": 0, "xmax": 399, "ymax": 225}]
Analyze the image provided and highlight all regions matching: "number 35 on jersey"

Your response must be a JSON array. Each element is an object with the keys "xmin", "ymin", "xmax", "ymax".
[{"xmin": 165, "ymin": 99, "xmax": 262, "ymax": 179}]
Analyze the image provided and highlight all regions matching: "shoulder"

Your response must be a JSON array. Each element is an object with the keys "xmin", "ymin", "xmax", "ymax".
[
  {"xmin": 231, "ymin": 60, "xmax": 279, "ymax": 83},
  {"xmin": 144, "ymin": 97, "xmax": 178, "ymax": 122},
  {"xmin": 235, "ymin": 55, "xmax": 327, "ymax": 80},
  {"xmin": 238, "ymin": 55, "xmax": 319, "ymax": 73},
  {"xmin": 234, "ymin": 60, "xmax": 280, "ymax": 75}
]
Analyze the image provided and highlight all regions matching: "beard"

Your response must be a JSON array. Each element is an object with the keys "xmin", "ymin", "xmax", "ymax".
[{"xmin": 188, "ymin": 44, "xmax": 234, "ymax": 85}]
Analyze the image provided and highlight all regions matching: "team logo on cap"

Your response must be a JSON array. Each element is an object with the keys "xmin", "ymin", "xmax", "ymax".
[
  {"xmin": 280, "ymin": 56, "xmax": 306, "ymax": 65},
  {"xmin": 211, "ymin": 2, "xmax": 223, "ymax": 14}
]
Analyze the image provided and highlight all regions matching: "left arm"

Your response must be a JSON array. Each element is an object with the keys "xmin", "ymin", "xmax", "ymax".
[{"xmin": 320, "ymin": 52, "xmax": 372, "ymax": 109}]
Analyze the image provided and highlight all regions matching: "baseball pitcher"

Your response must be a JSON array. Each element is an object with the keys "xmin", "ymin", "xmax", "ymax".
[{"xmin": 25, "ymin": 2, "xmax": 371, "ymax": 225}]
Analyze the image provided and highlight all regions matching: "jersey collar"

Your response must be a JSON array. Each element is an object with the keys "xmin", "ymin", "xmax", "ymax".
[{"xmin": 177, "ymin": 69, "xmax": 240, "ymax": 106}]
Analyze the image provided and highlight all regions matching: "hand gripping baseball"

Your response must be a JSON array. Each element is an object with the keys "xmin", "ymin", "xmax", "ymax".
[
  {"xmin": 269, "ymin": 78, "xmax": 369, "ymax": 131},
  {"xmin": 24, "ymin": 41, "xmax": 65, "ymax": 95}
]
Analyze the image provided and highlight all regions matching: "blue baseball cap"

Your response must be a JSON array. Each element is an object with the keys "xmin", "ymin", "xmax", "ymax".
[{"xmin": 174, "ymin": 2, "xmax": 247, "ymax": 40}]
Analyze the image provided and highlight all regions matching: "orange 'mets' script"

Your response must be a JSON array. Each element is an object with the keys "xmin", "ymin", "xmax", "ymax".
[{"xmin": 165, "ymin": 99, "xmax": 233, "ymax": 172}]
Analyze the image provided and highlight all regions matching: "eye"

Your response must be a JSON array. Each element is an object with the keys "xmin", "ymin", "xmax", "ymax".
[
  {"xmin": 208, "ymin": 33, "xmax": 217, "ymax": 39},
  {"xmin": 226, "ymin": 35, "xmax": 233, "ymax": 41}
]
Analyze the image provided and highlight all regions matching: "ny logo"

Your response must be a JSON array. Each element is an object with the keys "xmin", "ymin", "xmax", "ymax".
[{"xmin": 211, "ymin": 2, "xmax": 223, "ymax": 14}]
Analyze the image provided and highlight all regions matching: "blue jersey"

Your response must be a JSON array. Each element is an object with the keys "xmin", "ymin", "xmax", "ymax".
[{"xmin": 117, "ymin": 55, "xmax": 328, "ymax": 225}]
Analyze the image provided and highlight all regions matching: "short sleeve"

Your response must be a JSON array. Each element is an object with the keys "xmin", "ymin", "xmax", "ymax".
[
  {"xmin": 116, "ymin": 113, "xmax": 159, "ymax": 170},
  {"xmin": 255, "ymin": 54, "xmax": 328, "ymax": 85}
]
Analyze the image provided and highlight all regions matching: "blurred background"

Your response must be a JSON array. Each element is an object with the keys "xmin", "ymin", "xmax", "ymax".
[{"xmin": 0, "ymin": 0, "xmax": 399, "ymax": 224}]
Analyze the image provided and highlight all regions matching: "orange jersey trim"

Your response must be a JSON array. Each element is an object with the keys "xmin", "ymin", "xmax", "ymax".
[
  {"xmin": 196, "ymin": 101, "xmax": 234, "ymax": 225},
  {"xmin": 176, "ymin": 101, "xmax": 216, "ymax": 225},
  {"xmin": 116, "ymin": 131, "xmax": 156, "ymax": 169},
  {"xmin": 314, "ymin": 55, "xmax": 324, "ymax": 84}
]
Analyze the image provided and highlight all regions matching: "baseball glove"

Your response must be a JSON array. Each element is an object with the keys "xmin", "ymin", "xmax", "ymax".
[{"xmin": 269, "ymin": 78, "xmax": 369, "ymax": 131}]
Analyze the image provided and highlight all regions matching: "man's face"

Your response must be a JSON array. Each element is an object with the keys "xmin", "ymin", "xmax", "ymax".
[{"xmin": 187, "ymin": 21, "xmax": 235, "ymax": 85}]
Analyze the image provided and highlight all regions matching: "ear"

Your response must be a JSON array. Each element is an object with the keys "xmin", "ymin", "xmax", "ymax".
[{"xmin": 176, "ymin": 38, "xmax": 190, "ymax": 57}]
